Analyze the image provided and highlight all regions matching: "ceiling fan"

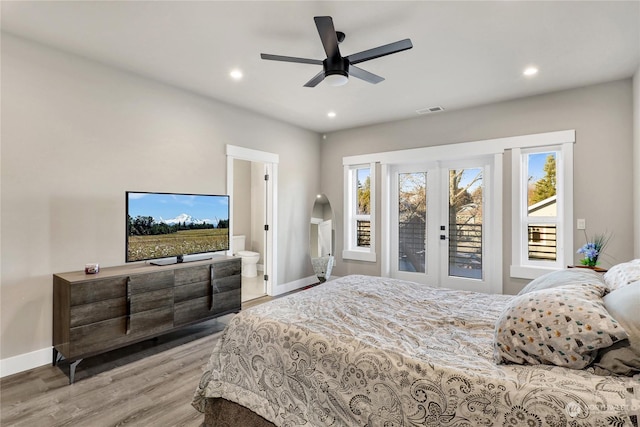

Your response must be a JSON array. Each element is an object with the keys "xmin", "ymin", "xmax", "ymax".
[{"xmin": 260, "ymin": 16, "xmax": 413, "ymax": 87}]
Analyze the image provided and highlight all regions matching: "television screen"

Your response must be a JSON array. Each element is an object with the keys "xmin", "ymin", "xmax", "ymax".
[{"xmin": 126, "ymin": 192, "xmax": 230, "ymax": 263}]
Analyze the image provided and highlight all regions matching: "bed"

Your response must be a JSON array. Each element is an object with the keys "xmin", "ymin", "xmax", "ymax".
[{"xmin": 192, "ymin": 272, "xmax": 640, "ymax": 427}]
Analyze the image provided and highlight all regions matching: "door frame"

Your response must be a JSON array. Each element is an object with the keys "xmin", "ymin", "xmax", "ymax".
[
  {"xmin": 226, "ymin": 144, "xmax": 279, "ymax": 296},
  {"xmin": 386, "ymin": 156, "xmax": 501, "ymax": 293},
  {"xmin": 382, "ymin": 154, "xmax": 503, "ymax": 294}
]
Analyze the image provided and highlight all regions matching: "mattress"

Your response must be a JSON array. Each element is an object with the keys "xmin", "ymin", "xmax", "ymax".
[{"xmin": 193, "ymin": 275, "xmax": 638, "ymax": 426}]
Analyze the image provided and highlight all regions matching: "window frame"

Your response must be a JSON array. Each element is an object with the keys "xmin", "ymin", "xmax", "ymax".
[
  {"xmin": 343, "ymin": 163, "xmax": 376, "ymax": 262},
  {"xmin": 510, "ymin": 143, "xmax": 574, "ymax": 279},
  {"xmin": 341, "ymin": 130, "xmax": 574, "ymax": 283}
]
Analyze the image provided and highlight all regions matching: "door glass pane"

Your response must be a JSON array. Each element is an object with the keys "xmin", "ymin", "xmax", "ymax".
[
  {"xmin": 448, "ymin": 168, "xmax": 483, "ymax": 279},
  {"xmin": 398, "ymin": 172, "xmax": 426, "ymax": 273}
]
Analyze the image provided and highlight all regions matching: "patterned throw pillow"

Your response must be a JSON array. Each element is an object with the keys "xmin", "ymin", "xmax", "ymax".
[
  {"xmin": 603, "ymin": 259, "xmax": 640, "ymax": 291},
  {"xmin": 494, "ymin": 283, "xmax": 628, "ymax": 369}
]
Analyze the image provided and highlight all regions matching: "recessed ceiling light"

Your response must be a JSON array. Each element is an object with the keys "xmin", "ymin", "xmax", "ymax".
[
  {"xmin": 229, "ymin": 69, "xmax": 243, "ymax": 80},
  {"xmin": 523, "ymin": 67, "xmax": 538, "ymax": 77},
  {"xmin": 327, "ymin": 111, "xmax": 336, "ymax": 118}
]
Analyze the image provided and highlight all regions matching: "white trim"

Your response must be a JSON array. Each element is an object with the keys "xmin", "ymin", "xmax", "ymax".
[
  {"xmin": 490, "ymin": 153, "xmax": 504, "ymax": 294},
  {"xmin": 343, "ymin": 130, "xmax": 575, "ymax": 165},
  {"xmin": 342, "ymin": 249, "xmax": 376, "ymax": 262},
  {"xmin": 561, "ymin": 142, "xmax": 574, "ymax": 271},
  {"xmin": 380, "ymin": 164, "xmax": 391, "ymax": 277},
  {"xmin": 1, "ymin": 347, "xmax": 51, "ymax": 378},
  {"xmin": 226, "ymin": 144, "xmax": 278, "ymax": 296},
  {"xmin": 226, "ymin": 145, "xmax": 279, "ymax": 164}
]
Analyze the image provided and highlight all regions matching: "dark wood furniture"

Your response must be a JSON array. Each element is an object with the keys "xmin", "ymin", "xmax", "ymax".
[
  {"xmin": 567, "ymin": 265, "xmax": 608, "ymax": 273},
  {"xmin": 53, "ymin": 257, "xmax": 241, "ymax": 383}
]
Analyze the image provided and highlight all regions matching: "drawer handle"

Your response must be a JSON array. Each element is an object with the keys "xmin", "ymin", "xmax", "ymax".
[{"xmin": 125, "ymin": 276, "xmax": 131, "ymax": 335}]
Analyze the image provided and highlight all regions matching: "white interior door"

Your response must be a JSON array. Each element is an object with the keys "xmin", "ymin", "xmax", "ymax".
[{"xmin": 390, "ymin": 156, "xmax": 497, "ymax": 293}]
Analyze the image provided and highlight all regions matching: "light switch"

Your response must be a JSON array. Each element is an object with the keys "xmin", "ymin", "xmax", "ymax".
[{"xmin": 577, "ymin": 218, "xmax": 586, "ymax": 230}]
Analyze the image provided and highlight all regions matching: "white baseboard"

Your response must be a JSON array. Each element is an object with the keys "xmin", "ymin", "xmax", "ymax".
[
  {"xmin": 271, "ymin": 275, "xmax": 319, "ymax": 297},
  {"xmin": 0, "ymin": 347, "xmax": 52, "ymax": 378}
]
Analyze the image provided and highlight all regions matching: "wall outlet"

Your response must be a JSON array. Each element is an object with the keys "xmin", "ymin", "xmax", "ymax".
[{"xmin": 577, "ymin": 218, "xmax": 586, "ymax": 230}]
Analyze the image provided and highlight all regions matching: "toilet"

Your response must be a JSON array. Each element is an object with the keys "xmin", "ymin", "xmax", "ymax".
[{"xmin": 232, "ymin": 235, "xmax": 260, "ymax": 278}]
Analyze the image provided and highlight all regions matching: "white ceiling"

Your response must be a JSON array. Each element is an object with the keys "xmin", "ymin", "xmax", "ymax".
[{"xmin": 2, "ymin": 1, "xmax": 639, "ymax": 133}]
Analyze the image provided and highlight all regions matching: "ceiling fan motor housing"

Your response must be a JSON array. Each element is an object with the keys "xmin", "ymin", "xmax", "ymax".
[{"xmin": 324, "ymin": 56, "xmax": 349, "ymax": 78}]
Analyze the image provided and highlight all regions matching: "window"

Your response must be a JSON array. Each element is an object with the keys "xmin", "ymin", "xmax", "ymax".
[
  {"xmin": 343, "ymin": 163, "xmax": 376, "ymax": 262},
  {"xmin": 511, "ymin": 144, "xmax": 573, "ymax": 279},
  {"xmin": 341, "ymin": 130, "xmax": 574, "ymax": 283}
]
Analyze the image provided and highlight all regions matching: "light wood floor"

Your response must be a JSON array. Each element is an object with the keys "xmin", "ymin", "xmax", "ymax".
[{"xmin": 1, "ymin": 296, "xmax": 272, "ymax": 427}]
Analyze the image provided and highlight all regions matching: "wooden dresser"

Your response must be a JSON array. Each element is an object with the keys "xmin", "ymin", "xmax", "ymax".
[{"xmin": 53, "ymin": 257, "xmax": 241, "ymax": 383}]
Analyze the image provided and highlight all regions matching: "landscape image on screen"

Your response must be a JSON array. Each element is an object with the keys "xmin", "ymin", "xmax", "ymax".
[{"xmin": 126, "ymin": 192, "xmax": 229, "ymax": 262}]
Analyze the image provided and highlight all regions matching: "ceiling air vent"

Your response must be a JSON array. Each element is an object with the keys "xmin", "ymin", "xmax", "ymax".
[{"xmin": 416, "ymin": 106, "xmax": 445, "ymax": 114}]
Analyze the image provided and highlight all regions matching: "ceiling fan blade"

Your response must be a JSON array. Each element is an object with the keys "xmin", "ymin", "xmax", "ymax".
[
  {"xmin": 303, "ymin": 70, "xmax": 326, "ymax": 87},
  {"xmin": 260, "ymin": 53, "xmax": 323, "ymax": 65},
  {"xmin": 349, "ymin": 65, "xmax": 385, "ymax": 84},
  {"xmin": 346, "ymin": 39, "xmax": 413, "ymax": 65},
  {"xmin": 314, "ymin": 16, "xmax": 341, "ymax": 59}
]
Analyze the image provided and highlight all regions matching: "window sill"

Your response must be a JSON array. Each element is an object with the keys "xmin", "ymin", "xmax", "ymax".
[
  {"xmin": 342, "ymin": 250, "xmax": 376, "ymax": 263},
  {"xmin": 510, "ymin": 265, "xmax": 560, "ymax": 280}
]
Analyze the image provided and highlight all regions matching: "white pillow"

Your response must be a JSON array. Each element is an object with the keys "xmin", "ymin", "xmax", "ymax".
[
  {"xmin": 603, "ymin": 259, "xmax": 640, "ymax": 291},
  {"xmin": 518, "ymin": 268, "xmax": 604, "ymax": 296}
]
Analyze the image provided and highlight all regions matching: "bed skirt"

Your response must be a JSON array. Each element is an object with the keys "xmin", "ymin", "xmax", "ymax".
[{"xmin": 202, "ymin": 398, "xmax": 276, "ymax": 427}]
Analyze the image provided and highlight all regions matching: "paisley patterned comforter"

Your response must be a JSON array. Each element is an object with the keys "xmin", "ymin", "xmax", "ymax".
[{"xmin": 193, "ymin": 275, "xmax": 639, "ymax": 426}]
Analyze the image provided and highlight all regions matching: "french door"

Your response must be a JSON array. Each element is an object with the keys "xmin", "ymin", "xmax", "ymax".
[{"xmin": 389, "ymin": 157, "xmax": 498, "ymax": 293}]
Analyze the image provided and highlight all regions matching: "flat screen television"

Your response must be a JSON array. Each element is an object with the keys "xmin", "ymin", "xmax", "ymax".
[{"xmin": 126, "ymin": 191, "xmax": 230, "ymax": 265}]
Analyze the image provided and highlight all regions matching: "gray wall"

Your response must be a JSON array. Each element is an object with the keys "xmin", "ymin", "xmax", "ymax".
[
  {"xmin": 0, "ymin": 34, "xmax": 321, "ymax": 360},
  {"xmin": 321, "ymin": 79, "xmax": 635, "ymax": 294}
]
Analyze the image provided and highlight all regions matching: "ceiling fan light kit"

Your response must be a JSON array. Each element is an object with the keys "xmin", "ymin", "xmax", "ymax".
[
  {"xmin": 260, "ymin": 16, "xmax": 412, "ymax": 88},
  {"xmin": 325, "ymin": 73, "xmax": 349, "ymax": 87}
]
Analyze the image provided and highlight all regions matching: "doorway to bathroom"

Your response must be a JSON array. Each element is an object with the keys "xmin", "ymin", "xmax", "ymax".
[{"xmin": 226, "ymin": 145, "xmax": 278, "ymax": 302}]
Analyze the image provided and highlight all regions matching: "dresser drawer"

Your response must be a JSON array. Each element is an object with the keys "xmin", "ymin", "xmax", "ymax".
[
  {"xmin": 174, "ymin": 288, "xmax": 240, "ymax": 327},
  {"xmin": 69, "ymin": 307, "xmax": 173, "ymax": 357},
  {"xmin": 129, "ymin": 270, "xmax": 174, "ymax": 294},
  {"xmin": 213, "ymin": 288, "xmax": 241, "ymax": 314},
  {"xmin": 212, "ymin": 274, "xmax": 241, "ymax": 293},
  {"xmin": 175, "ymin": 265, "xmax": 210, "ymax": 286},
  {"xmin": 211, "ymin": 259, "xmax": 241, "ymax": 278},
  {"xmin": 174, "ymin": 281, "xmax": 209, "ymax": 303},
  {"xmin": 70, "ymin": 297, "xmax": 126, "ymax": 328},
  {"xmin": 131, "ymin": 288, "xmax": 174, "ymax": 313},
  {"xmin": 70, "ymin": 276, "xmax": 127, "ymax": 306}
]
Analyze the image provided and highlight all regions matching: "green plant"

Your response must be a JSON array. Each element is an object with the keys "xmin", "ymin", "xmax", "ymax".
[{"xmin": 577, "ymin": 231, "xmax": 611, "ymax": 267}]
